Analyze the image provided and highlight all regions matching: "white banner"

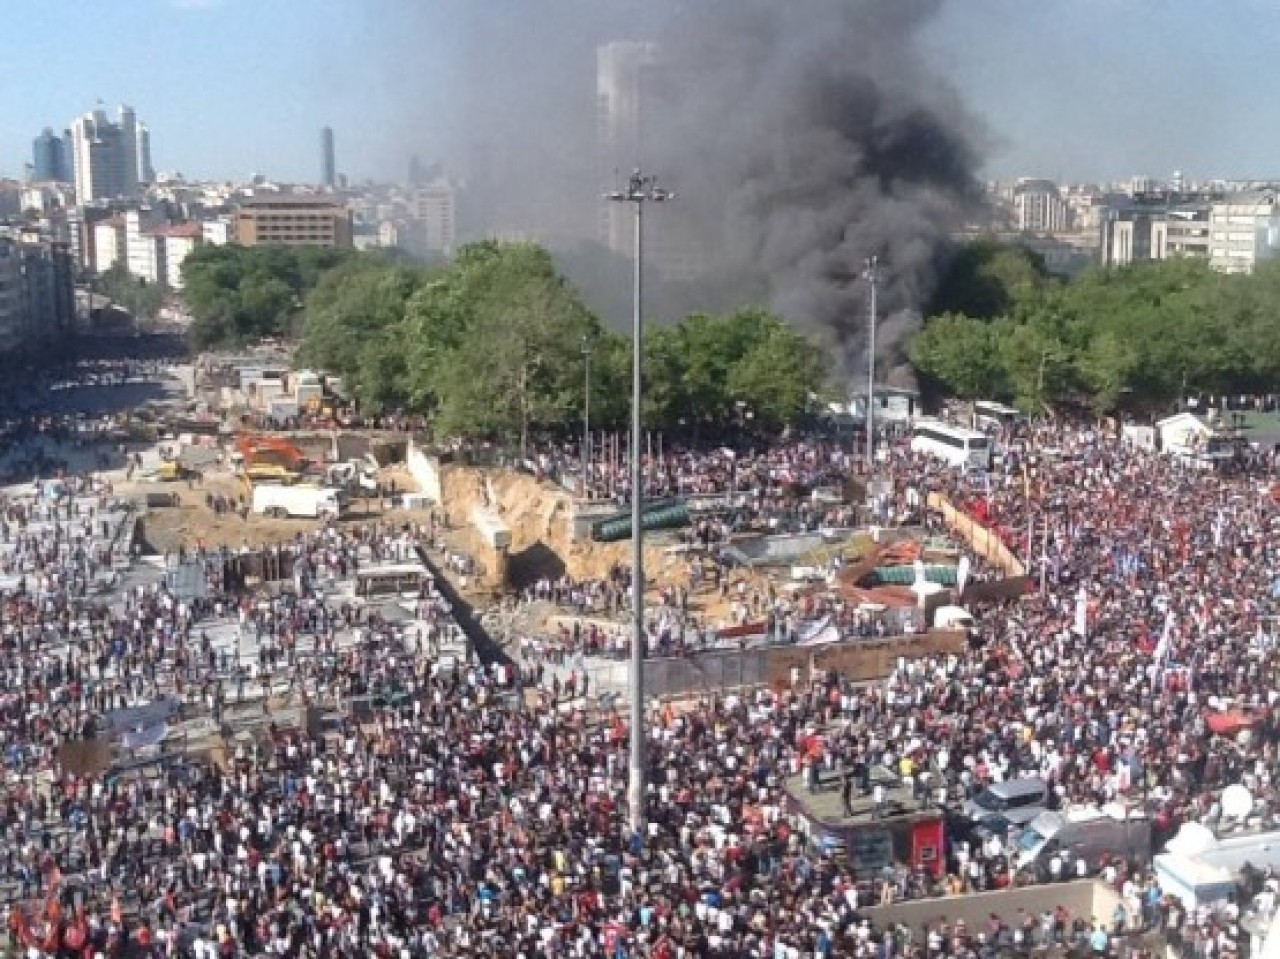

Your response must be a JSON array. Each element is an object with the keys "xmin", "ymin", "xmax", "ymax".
[{"xmin": 1073, "ymin": 586, "xmax": 1089, "ymax": 639}]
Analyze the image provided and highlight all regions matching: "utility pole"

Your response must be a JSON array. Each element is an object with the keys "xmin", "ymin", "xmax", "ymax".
[
  {"xmin": 582, "ymin": 336, "xmax": 594, "ymax": 497},
  {"xmin": 863, "ymin": 256, "xmax": 879, "ymax": 470},
  {"xmin": 606, "ymin": 169, "xmax": 671, "ymax": 837}
]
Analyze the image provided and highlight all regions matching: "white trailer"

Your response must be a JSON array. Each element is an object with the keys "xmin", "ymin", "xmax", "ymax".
[{"xmin": 252, "ymin": 484, "xmax": 345, "ymax": 520}]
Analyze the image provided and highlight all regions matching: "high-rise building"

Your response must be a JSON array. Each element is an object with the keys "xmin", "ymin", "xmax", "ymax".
[
  {"xmin": 118, "ymin": 106, "xmax": 139, "ymax": 197},
  {"xmin": 69, "ymin": 106, "xmax": 145, "ymax": 201},
  {"xmin": 32, "ymin": 128, "xmax": 72, "ymax": 182},
  {"xmin": 321, "ymin": 127, "xmax": 336, "ymax": 188},
  {"xmin": 411, "ymin": 182, "xmax": 457, "ymax": 256},
  {"xmin": 137, "ymin": 124, "xmax": 155, "ymax": 185},
  {"xmin": 597, "ymin": 41, "xmax": 659, "ymax": 257}
]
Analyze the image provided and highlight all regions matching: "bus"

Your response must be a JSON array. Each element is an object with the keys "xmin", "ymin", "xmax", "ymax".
[
  {"xmin": 356, "ymin": 561, "xmax": 432, "ymax": 599},
  {"xmin": 973, "ymin": 400, "xmax": 1025, "ymax": 433},
  {"xmin": 911, "ymin": 419, "xmax": 992, "ymax": 470}
]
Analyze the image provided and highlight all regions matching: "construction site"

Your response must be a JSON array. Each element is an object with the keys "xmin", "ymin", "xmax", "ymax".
[{"xmin": 93, "ymin": 347, "xmax": 1039, "ymax": 707}]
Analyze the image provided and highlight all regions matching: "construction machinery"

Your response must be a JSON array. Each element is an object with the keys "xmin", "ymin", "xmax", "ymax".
[{"xmin": 233, "ymin": 435, "xmax": 308, "ymax": 484}]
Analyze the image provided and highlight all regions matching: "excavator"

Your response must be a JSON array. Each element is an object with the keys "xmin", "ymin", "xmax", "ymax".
[{"xmin": 232, "ymin": 435, "xmax": 308, "ymax": 484}]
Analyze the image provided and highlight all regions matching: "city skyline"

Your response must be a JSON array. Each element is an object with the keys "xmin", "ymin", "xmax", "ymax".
[{"xmin": 3, "ymin": 1, "xmax": 1280, "ymax": 188}]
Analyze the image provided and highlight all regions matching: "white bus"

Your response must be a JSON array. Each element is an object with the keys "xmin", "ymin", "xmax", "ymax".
[
  {"xmin": 973, "ymin": 400, "xmax": 1025, "ymax": 432},
  {"xmin": 911, "ymin": 419, "xmax": 992, "ymax": 470}
]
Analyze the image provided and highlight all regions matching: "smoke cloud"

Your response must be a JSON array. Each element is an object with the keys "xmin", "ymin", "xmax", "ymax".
[
  {"xmin": 372, "ymin": 0, "xmax": 984, "ymax": 370},
  {"xmin": 643, "ymin": 0, "xmax": 984, "ymax": 370}
]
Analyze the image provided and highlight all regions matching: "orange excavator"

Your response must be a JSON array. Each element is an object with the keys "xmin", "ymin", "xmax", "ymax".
[{"xmin": 234, "ymin": 435, "xmax": 308, "ymax": 484}]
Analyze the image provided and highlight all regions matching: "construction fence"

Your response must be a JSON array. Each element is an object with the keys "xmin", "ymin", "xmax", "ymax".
[
  {"xmin": 927, "ymin": 493, "xmax": 1026, "ymax": 577},
  {"xmin": 644, "ymin": 629, "xmax": 968, "ymax": 700}
]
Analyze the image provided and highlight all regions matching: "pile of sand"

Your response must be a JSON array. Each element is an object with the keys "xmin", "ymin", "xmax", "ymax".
[{"xmin": 439, "ymin": 465, "xmax": 684, "ymax": 588}]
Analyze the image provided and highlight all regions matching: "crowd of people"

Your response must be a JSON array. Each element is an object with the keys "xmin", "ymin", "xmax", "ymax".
[{"xmin": 0, "ymin": 368, "xmax": 1278, "ymax": 958}]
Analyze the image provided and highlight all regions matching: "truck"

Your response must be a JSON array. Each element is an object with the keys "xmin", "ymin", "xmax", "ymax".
[
  {"xmin": 252, "ymin": 483, "xmax": 345, "ymax": 520},
  {"xmin": 1015, "ymin": 805, "xmax": 1151, "ymax": 879},
  {"xmin": 148, "ymin": 460, "xmax": 195, "ymax": 482}
]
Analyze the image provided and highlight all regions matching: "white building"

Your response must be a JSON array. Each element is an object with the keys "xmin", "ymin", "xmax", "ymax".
[
  {"xmin": 1209, "ymin": 192, "xmax": 1280, "ymax": 274},
  {"xmin": 1013, "ymin": 180, "xmax": 1071, "ymax": 233},
  {"xmin": 124, "ymin": 210, "xmax": 163, "ymax": 283},
  {"xmin": 201, "ymin": 219, "xmax": 233, "ymax": 246},
  {"xmin": 92, "ymin": 217, "xmax": 126, "ymax": 272},
  {"xmin": 154, "ymin": 223, "xmax": 202, "ymax": 289},
  {"xmin": 411, "ymin": 182, "xmax": 456, "ymax": 255}
]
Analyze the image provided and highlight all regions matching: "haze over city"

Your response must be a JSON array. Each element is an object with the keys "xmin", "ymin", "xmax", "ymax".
[{"xmin": 3, "ymin": 0, "xmax": 1280, "ymax": 186}]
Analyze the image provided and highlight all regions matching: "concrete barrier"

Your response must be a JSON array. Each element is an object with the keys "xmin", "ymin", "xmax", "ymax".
[
  {"xmin": 406, "ymin": 441, "xmax": 442, "ymax": 503},
  {"xmin": 860, "ymin": 879, "xmax": 1119, "ymax": 937}
]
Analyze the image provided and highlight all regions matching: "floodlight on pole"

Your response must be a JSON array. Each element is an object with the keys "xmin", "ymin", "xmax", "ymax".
[
  {"xmin": 862, "ymin": 256, "xmax": 879, "ymax": 470},
  {"xmin": 582, "ymin": 336, "xmax": 594, "ymax": 496},
  {"xmin": 605, "ymin": 169, "xmax": 671, "ymax": 837}
]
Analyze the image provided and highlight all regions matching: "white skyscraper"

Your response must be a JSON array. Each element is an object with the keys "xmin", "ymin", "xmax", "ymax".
[
  {"xmin": 69, "ymin": 105, "xmax": 144, "ymax": 202},
  {"xmin": 597, "ymin": 41, "xmax": 659, "ymax": 257}
]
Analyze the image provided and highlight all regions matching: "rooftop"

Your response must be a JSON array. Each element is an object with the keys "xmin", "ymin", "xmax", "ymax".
[{"xmin": 237, "ymin": 195, "xmax": 346, "ymax": 210}]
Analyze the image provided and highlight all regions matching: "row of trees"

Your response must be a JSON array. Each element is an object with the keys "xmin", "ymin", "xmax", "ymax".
[
  {"xmin": 911, "ymin": 242, "xmax": 1280, "ymax": 413},
  {"xmin": 296, "ymin": 241, "xmax": 830, "ymax": 442},
  {"xmin": 181, "ymin": 245, "xmax": 358, "ymax": 348}
]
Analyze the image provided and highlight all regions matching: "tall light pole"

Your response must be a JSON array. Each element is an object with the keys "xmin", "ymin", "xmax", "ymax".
[
  {"xmin": 606, "ymin": 169, "xmax": 671, "ymax": 836},
  {"xmin": 582, "ymin": 336, "xmax": 594, "ymax": 497},
  {"xmin": 863, "ymin": 256, "xmax": 879, "ymax": 470}
]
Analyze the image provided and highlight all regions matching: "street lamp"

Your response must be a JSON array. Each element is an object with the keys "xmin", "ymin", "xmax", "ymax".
[
  {"xmin": 862, "ymin": 256, "xmax": 880, "ymax": 470},
  {"xmin": 581, "ymin": 336, "xmax": 594, "ymax": 498},
  {"xmin": 606, "ymin": 169, "xmax": 671, "ymax": 837}
]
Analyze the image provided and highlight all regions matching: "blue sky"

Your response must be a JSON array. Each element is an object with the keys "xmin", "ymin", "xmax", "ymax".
[{"xmin": 3, "ymin": 0, "xmax": 1278, "ymax": 185}]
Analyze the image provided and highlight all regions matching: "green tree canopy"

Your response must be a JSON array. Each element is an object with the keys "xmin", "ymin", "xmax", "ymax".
[
  {"xmin": 181, "ymin": 244, "xmax": 355, "ymax": 348},
  {"xmin": 274, "ymin": 240, "xmax": 833, "ymax": 443},
  {"xmin": 911, "ymin": 251, "xmax": 1280, "ymax": 414}
]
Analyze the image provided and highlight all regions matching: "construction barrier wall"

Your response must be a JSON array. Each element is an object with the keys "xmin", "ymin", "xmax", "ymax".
[
  {"xmin": 644, "ymin": 629, "xmax": 968, "ymax": 700},
  {"xmin": 406, "ymin": 443, "xmax": 443, "ymax": 504},
  {"xmin": 926, "ymin": 493, "xmax": 1026, "ymax": 577}
]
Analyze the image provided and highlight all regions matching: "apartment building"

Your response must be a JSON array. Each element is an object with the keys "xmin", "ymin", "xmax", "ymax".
[
  {"xmin": 1013, "ymin": 179, "xmax": 1072, "ymax": 233},
  {"xmin": 0, "ymin": 232, "xmax": 75, "ymax": 352},
  {"xmin": 1209, "ymin": 193, "xmax": 1280, "ymax": 274},
  {"xmin": 233, "ymin": 196, "xmax": 353, "ymax": 248},
  {"xmin": 1099, "ymin": 192, "xmax": 1217, "ymax": 268}
]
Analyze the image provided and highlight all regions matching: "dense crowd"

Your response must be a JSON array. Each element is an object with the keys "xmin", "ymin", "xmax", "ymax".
[{"xmin": 0, "ymin": 404, "xmax": 1275, "ymax": 957}]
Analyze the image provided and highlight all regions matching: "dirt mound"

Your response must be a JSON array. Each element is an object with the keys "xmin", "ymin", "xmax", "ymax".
[{"xmin": 439, "ymin": 465, "xmax": 682, "ymax": 587}]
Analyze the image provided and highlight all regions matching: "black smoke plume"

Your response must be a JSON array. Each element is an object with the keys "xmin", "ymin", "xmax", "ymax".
[
  {"xmin": 643, "ymin": 0, "xmax": 984, "ymax": 370},
  {"xmin": 371, "ymin": 0, "xmax": 983, "ymax": 371}
]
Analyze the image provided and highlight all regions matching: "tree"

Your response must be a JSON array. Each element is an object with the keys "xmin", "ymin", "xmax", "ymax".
[
  {"xmin": 98, "ymin": 264, "xmax": 165, "ymax": 320},
  {"xmin": 181, "ymin": 244, "xmax": 358, "ymax": 348},
  {"xmin": 927, "ymin": 239, "xmax": 1052, "ymax": 320},
  {"xmin": 908, "ymin": 312, "xmax": 1005, "ymax": 399},
  {"xmin": 725, "ymin": 315, "xmax": 829, "ymax": 429},
  {"xmin": 297, "ymin": 259, "xmax": 429, "ymax": 410},
  {"xmin": 409, "ymin": 243, "xmax": 607, "ymax": 449}
]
